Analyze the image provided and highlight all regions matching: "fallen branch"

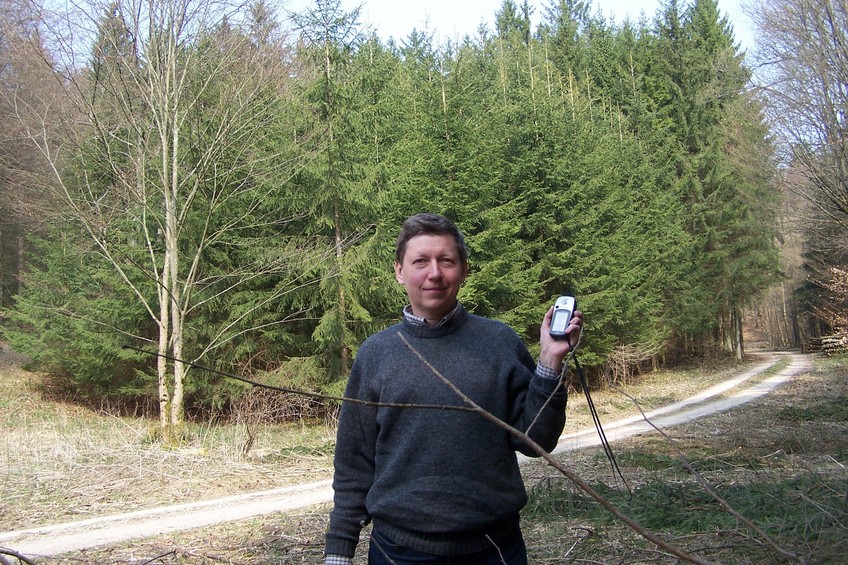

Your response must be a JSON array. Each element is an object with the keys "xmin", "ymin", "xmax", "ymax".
[
  {"xmin": 0, "ymin": 547, "xmax": 36, "ymax": 565},
  {"xmin": 618, "ymin": 389, "xmax": 806, "ymax": 564},
  {"xmin": 397, "ymin": 332, "xmax": 717, "ymax": 565}
]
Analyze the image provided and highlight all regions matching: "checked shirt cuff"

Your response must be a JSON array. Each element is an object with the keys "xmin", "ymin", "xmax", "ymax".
[
  {"xmin": 325, "ymin": 555, "xmax": 354, "ymax": 565},
  {"xmin": 536, "ymin": 362, "xmax": 562, "ymax": 380}
]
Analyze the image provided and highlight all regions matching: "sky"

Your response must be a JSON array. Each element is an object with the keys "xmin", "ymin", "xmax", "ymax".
[{"xmin": 286, "ymin": 0, "xmax": 755, "ymax": 54}]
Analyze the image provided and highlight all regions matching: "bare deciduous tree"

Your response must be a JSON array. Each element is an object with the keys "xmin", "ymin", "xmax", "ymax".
[
  {"xmin": 752, "ymin": 0, "xmax": 848, "ymax": 225},
  {"xmin": 751, "ymin": 0, "xmax": 848, "ymax": 334},
  {"xmin": 12, "ymin": 0, "xmax": 321, "ymax": 443},
  {"xmin": 0, "ymin": 0, "xmax": 67, "ymax": 307}
]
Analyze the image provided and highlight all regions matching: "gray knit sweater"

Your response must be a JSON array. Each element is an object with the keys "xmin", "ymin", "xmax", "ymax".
[{"xmin": 324, "ymin": 305, "xmax": 567, "ymax": 558}]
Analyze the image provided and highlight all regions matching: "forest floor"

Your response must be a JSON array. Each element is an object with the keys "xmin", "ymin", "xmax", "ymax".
[{"xmin": 1, "ymin": 345, "xmax": 846, "ymax": 564}]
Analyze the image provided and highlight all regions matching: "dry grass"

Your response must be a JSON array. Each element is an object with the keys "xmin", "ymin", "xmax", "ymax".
[
  {"xmin": 0, "ymin": 349, "xmax": 335, "ymax": 532},
  {"xmin": 2, "ymin": 348, "xmax": 846, "ymax": 564},
  {"xmin": 519, "ymin": 355, "xmax": 848, "ymax": 564}
]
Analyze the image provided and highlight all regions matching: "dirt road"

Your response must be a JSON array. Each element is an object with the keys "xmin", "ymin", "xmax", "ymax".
[{"xmin": 0, "ymin": 352, "xmax": 811, "ymax": 559}]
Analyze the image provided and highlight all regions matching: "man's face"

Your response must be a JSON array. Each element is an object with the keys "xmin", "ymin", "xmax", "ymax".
[{"xmin": 394, "ymin": 233, "xmax": 468, "ymax": 324}]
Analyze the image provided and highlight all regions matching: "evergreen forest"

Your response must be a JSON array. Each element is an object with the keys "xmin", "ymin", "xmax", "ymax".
[{"xmin": 1, "ymin": 0, "xmax": 844, "ymax": 440}]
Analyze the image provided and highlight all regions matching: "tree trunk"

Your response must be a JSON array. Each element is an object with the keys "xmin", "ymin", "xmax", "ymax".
[
  {"xmin": 158, "ymin": 261, "xmax": 171, "ymax": 440},
  {"xmin": 733, "ymin": 306, "xmax": 744, "ymax": 361},
  {"xmin": 334, "ymin": 201, "xmax": 350, "ymax": 377},
  {"xmin": 167, "ymin": 110, "xmax": 185, "ymax": 440}
]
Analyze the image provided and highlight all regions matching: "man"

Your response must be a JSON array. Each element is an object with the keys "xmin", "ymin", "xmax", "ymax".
[{"xmin": 324, "ymin": 213, "xmax": 583, "ymax": 564}]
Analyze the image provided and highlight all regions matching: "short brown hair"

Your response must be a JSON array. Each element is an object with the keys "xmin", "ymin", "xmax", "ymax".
[{"xmin": 395, "ymin": 213, "xmax": 469, "ymax": 265}]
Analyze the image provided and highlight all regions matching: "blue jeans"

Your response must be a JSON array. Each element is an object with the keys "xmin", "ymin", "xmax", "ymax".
[{"xmin": 367, "ymin": 527, "xmax": 528, "ymax": 565}]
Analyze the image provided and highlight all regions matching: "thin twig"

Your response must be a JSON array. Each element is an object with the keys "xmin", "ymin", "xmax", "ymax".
[
  {"xmin": 618, "ymin": 389, "xmax": 806, "ymax": 564},
  {"xmin": 397, "ymin": 332, "xmax": 717, "ymax": 565},
  {"xmin": 125, "ymin": 344, "xmax": 476, "ymax": 414},
  {"xmin": 138, "ymin": 550, "xmax": 176, "ymax": 564}
]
